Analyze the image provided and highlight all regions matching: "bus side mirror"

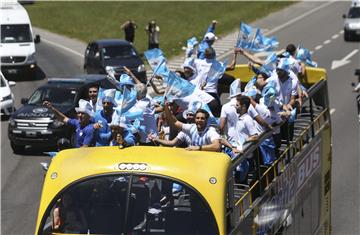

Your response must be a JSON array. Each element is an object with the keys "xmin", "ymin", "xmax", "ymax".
[{"xmin": 34, "ymin": 35, "xmax": 41, "ymax": 44}]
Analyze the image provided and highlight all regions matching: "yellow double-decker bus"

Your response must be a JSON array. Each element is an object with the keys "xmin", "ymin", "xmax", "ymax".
[{"xmin": 35, "ymin": 66, "xmax": 331, "ymax": 235}]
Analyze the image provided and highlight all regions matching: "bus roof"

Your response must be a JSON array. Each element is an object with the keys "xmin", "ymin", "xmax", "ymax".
[{"xmin": 37, "ymin": 146, "xmax": 231, "ymax": 232}]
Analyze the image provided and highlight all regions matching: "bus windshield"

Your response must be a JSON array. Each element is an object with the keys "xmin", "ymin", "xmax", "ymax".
[
  {"xmin": 1, "ymin": 24, "xmax": 32, "ymax": 43},
  {"xmin": 39, "ymin": 174, "xmax": 219, "ymax": 235}
]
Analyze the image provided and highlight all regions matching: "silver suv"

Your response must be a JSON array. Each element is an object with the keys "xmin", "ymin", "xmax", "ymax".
[{"xmin": 343, "ymin": 3, "xmax": 360, "ymax": 41}]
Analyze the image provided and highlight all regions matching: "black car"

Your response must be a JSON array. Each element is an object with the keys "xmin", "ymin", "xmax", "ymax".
[
  {"xmin": 8, "ymin": 74, "xmax": 113, "ymax": 153},
  {"xmin": 84, "ymin": 39, "xmax": 146, "ymax": 82}
]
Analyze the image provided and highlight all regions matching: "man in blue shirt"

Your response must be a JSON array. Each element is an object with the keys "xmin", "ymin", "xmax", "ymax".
[
  {"xmin": 43, "ymin": 99, "xmax": 95, "ymax": 148},
  {"xmin": 197, "ymin": 20, "xmax": 218, "ymax": 59},
  {"xmin": 93, "ymin": 95, "xmax": 117, "ymax": 146}
]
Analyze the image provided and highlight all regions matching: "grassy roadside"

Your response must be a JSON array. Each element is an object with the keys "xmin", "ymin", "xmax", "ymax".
[{"xmin": 25, "ymin": 1, "xmax": 294, "ymax": 58}]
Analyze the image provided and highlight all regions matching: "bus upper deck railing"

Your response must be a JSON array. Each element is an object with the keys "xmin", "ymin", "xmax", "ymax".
[{"xmin": 228, "ymin": 78, "xmax": 331, "ymax": 222}]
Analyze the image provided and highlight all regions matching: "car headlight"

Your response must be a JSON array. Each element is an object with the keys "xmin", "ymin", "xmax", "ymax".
[
  {"xmin": 137, "ymin": 64, "xmax": 146, "ymax": 73},
  {"xmin": 348, "ymin": 22, "xmax": 360, "ymax": 29},
  {"xmin": 9, "ymin": 118, "xmax": 16, "ymax": 127},
  {"xmin": 27, "ymin": 53, "xmax": 36, "ymax": 64},
  {"xmin": 2, "ymin": 94, "xmax": 12, "ymax": 101},
  {"xmin": 51, "ymin": 119, "xmax": 64, "ymax": 128}
]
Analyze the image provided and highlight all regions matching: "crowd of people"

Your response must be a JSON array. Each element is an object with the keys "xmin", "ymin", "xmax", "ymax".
[{"xmin": 44, "ymin": 20, "xmax": 316, "ymax": 183}]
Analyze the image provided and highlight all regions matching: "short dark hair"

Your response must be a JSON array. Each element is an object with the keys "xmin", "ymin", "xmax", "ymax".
[
  {"xmin": 236, "ymin": 95, "xmax": 251, "ymax": 110},
  {"xmin": 286, "ymin": 44, "xmax": 297, "ymax": 56},
  {"xmin": 195, "ymin": 108, "xmax": 210, "ymax": 119}
]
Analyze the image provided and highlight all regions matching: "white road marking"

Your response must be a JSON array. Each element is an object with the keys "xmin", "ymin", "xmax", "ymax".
[
  {"xmin": 331, "ymin": 49, "xmax": 359, "ymax": 70},
  {"xmin": 315, "ymin": 45, "xmax": 323, "ymax": 50},
  {"xmin": 42, "ymin": 38, "xmax": 84, "ymax": 58},
  {"xmin": 324, "ymin": 40, "xmax": 331, "ymax": 45},
  {"xmin": 340, "ymin": 30, "xmax": 344, "ymax": 34},
  {"xmin": 331, "ymin": 34, "xmax": 339, "ymax": 39},
  {"xmin": 330, "ymin": 108, "xmax": 336, "ymax": 115},
  {"xmin": 219, "ymin": 1, "xmax": 336, "ymax": 60}
]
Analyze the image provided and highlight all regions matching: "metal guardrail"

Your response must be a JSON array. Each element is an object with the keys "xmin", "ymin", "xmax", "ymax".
[{"xmin": 228, "ymin": 78, "xmax": 330, "ymax": 220}]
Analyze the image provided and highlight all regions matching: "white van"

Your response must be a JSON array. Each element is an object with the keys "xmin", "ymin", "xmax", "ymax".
[{"xmin": 0, "ymin": 1, "xmax": 40, "ymax": 78}]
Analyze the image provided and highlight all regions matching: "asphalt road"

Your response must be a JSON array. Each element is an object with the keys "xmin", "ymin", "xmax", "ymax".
[{"xmin": 1, "ymin": 1, "xmax": 359, "ymax": 234}]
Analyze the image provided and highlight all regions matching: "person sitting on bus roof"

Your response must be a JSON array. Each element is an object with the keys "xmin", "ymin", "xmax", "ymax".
[
  {"xmin": 43, "ymin": 99, "xmax": 95, "ymax": 148},
  {"xmin": 163, "ymin": 102, "xmax": 221, "ymax": 152},
  {"xmin": 93, "ymin": 90, "xmax": 117, "ymax": 146}
]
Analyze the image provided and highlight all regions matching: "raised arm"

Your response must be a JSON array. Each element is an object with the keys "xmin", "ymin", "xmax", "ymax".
[
  {"xmin": 123, "ymin": 66, "xmax": 142, "ymax": 84},
  {"xmin": 235, "ymin": 48, "xmax": 264, "ymax": 66},
  {"xmin": 164, "ymin": 102, "xmax": 183, "ymax": 131},
  {"xmin": 43, "ymin": 101, "xmax": 69, "ymax": 123}
]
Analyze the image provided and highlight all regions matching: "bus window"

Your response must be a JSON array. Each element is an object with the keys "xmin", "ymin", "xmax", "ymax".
[{"xmin": 39, "ymin": 174, "xmax": 219, "ymax": 235}]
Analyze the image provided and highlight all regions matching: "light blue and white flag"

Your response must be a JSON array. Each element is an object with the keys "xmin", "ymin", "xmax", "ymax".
[
  {"xmin": 236, "ymin": 22, "xmax": 255, "ymax": 49},
  {"xmin": 259, "ymin": 52, "xmax": 278, "ymax": 76},
  {"xmin": 152, "ymin": 58, "xmax": 170, "ymax": 82},
  {"xmin": 165, "ymin": 72, "xmax": 196, "ymax": 102},
  {"xmin": 185, "ymin": 37, "xmax": 199, "ymax": 58},
  {"xmin": 296, "ymin": 47, "xmax": 317, "ymax": 67},
  {"xmin": 144, "ymin": 48, "xmax": 166, "ymax": 71},
  {"xmin": 206, "ymin": 59, "xmax": 228, "ymax": 84},
  {"xmin": 250, "ymin": 29, "xmax": 279, "ymax": 52},
  {"xmin": 115, "ymin": 86, "xmax": 137, "ymax": 116}
]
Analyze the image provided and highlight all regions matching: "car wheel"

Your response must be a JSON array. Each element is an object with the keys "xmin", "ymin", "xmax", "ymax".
[
  {"xmin": 344, "ymin": 31, "xmax": 351, "ymax": 41},
  {"xmin": 10, "ymin": 141, "xmax": 25, "ymax": 154}
]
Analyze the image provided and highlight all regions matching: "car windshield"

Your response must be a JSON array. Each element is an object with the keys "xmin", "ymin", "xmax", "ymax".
[
  {"xmin": 1, "ymin": 24, "xmax": 32, "ymax": 43},
  {"xmin": 102, "ymin": 45, "xmax": 137, "ymax": 60},
  {"xmin": 348, "ymin": 7, "xmax": 360, "ymax": 18},
  {"xmin": 39, "ymin": 174, "xmax": 219, "ymax": 235},
  {"xmin": 28, "ymin": 87, "xmax": 77, "ymax": 107}
]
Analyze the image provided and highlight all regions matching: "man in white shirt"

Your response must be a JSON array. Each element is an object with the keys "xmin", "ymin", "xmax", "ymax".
[
  {"xmin": 266, "ymin": 67, "xmax": 297, "ymax": 112},
  {"xmin": 193, "ymin": 47, "xmax": 223, "ymax": 116},
  {"xmin": 164, "ymin": 102, "xmax": 221, "ymax": 152}
]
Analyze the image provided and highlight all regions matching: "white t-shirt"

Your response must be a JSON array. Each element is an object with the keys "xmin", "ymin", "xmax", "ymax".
[
  {"xmin": 267, "ymin": 72, "xmax": 298, "ymax": 106},
  {"xmin": 133, "ymin": 97, "xmax": 158, "ymax": 143},
  {"xmin": 193, "ymin": 58, "xmax": 222, "ymax": 93},
  {"xmin": 258, "ymin": 98, "xmax": 282, "ymax": 134},
  {"xmin": 181, "ymin": 123, "xmax": 220, "ymax": 146},
  {"xmin": 235, "ymin": 113, "xmax": 259, "ymax": 150},
  {"xmin": 220, "ymin": 98, "xmax": 238, "ymax": 143}
]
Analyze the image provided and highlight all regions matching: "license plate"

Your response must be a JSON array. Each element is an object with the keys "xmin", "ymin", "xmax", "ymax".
[
  {"xmin": 26, "ymin": 131, "xmax": 36, "ymax": 137},
  {"xmin": 7, "ymin": 69, "xmax": 17, "ymax": 74}
]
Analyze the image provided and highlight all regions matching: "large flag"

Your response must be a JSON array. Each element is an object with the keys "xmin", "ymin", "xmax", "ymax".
[
  {"xmin": 250, "ymin": 29, "xmax": 279, "ymax": 52},
  {"xmin": 236, "ymin": 22, "xmax": 255, "ymax": 49},
  {"xmin": 144, "ymin": 48, "xmax": 166, "ymax": 71}
]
